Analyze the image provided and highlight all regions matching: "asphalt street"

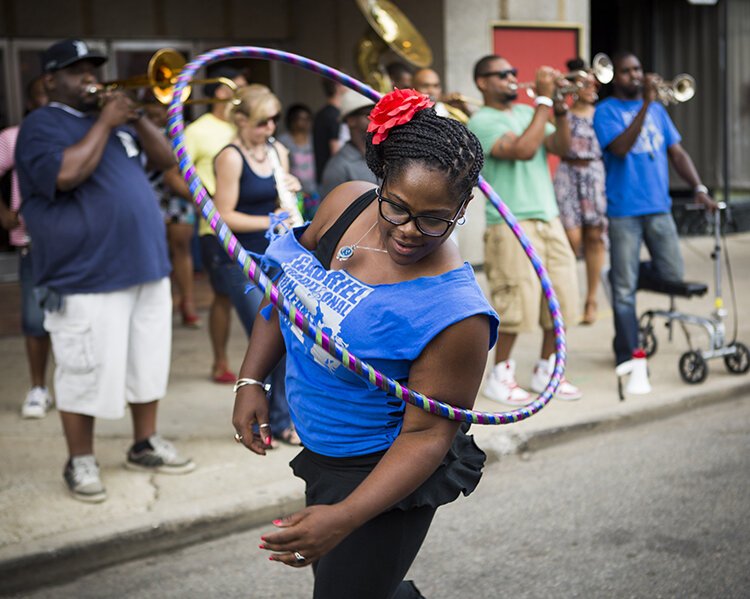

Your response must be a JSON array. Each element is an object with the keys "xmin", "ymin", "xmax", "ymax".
[{"xmin": 13, "ymin": 393, "xmax": 749, "ymax": 599}]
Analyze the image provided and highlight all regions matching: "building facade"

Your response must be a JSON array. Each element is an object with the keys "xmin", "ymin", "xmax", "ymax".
[{"xmin": 1, "ymin": 0, "xmax": 747, "ymax": 242}]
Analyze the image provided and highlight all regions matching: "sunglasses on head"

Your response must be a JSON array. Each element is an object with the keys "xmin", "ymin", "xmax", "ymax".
[
  {"xmin": 254, "ymin": 113, "xmax": 280, "ymax": 128},
  {"xmin": 479, "ymin": 68, "xmax": 518, "ymax": 80}
]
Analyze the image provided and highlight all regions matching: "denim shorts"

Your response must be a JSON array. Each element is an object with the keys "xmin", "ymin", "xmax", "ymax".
[
  {"xmin": 199, "ymin": 234, "xmax": 263, "ymax": 337},
  {"xmin": 19, "ymin": 248, "xmax": 47, "ymax": 338}
]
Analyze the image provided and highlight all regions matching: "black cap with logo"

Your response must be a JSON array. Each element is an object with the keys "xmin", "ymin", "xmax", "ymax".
[{"xmin": 41, "ymin": 39, "xmax": 107, "ymax": 73}]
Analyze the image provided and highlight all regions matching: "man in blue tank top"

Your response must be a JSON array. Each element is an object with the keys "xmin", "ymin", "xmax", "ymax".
[{"xmin": 15, "ymin": 39, "xmax": 195, "ymax": 503}]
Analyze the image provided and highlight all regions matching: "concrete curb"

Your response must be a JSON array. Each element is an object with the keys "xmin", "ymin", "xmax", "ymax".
[
  {"xmin": 2, "ymin": 378, "xmax": 749, "ymax": 596},
  {"xmin": 0, "ymin": 479, "xmax": 306, "ymax": 596}
]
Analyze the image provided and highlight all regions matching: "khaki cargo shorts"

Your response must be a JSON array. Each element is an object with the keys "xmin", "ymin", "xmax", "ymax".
[{"xmin": 484, "ymin": 218, "xmax": 579, "ymax": 334}]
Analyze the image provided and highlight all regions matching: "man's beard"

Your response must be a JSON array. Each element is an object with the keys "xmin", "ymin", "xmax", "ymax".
[{"xmin": 621, "ymin": 84, "xmax": 640, "ymax": 99}]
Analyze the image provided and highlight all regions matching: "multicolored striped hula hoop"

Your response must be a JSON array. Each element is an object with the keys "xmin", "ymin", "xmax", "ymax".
[{"xmin": 166, "ymin": 46, "xmax": 566, "ymax": 425}]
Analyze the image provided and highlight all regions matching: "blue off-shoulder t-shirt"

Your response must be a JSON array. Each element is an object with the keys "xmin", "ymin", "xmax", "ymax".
[{"xmin": 263, "ymin": 226, "xmax": 499, "ymax": 458}]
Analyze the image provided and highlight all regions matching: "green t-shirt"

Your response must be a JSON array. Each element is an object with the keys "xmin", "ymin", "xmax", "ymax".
[{"xmin": 468, "ymin": 104, "xmax": 559, "ymax": 224}]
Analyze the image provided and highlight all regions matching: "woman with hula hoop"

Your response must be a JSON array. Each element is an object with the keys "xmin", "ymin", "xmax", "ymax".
[{"xmin": 232, "ymin": 88, "xmax": 498, "ymax": 598}]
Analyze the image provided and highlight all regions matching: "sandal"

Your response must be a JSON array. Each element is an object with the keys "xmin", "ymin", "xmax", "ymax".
[
  {"xmin": 580, "ymin": 299, "xmax": 597, "ymax": 325},
  {"xmin": 182, "ymin": 311, "xmax": 202, "ymax": 328},
  {"xmin": 212, "ymin": 368, "xmax": 237, "ymax": 384},
  {"xmin": 180, "ymin": 301, "xmax": 202, "ymax": 329},
  {"xmin": 275, "ymin": 426, "xmax": 302, "ymax": 446}
]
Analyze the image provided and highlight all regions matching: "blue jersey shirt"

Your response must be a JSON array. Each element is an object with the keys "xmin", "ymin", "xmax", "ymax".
[
  {"xmin": 593, "ymin": 98, "xmax": 681, "ymax": 218},
  {"xmin": 262, "ymin": 226, "xmax": 499, "ymax": 458},
  {"xmin": 15, "ymin": 104, "xmax": 170, "ymax": 293}
]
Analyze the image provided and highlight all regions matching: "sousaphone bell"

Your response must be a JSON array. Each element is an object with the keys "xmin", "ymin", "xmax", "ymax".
[{"xmin": 355, "ymin": 0, "xmax": 433, "ymax": 93}]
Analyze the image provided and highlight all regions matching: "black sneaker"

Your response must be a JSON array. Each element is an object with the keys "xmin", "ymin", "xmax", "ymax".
[
  {"xmin": 64, "ymin": 455, "xmax": 107, "ymax": 503},
  {"xmin": 125, "ymin": 434, "xmax": 195, "ymax": 474}
]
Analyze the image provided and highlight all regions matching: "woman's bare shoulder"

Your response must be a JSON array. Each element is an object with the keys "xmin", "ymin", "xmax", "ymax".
[
  {"xmin": 301, "ymin": 181, "xmax": 377, "ymax": 250},
  {"xmin": 214, "ymin": 144, "xmax": 242, "ymax": 168}
]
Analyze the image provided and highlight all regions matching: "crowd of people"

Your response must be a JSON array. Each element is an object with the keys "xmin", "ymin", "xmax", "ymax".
[{"xmin": 0, "ymin": 36, "xmax": 715, "ymax": 597}]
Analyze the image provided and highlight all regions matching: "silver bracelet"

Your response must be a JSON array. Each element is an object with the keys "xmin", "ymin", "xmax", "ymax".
[
  {"xmin": 694, "ymin": 184, "xmax": 709, "ymax": 195},
  {"xmin": 233, "ymin": 378, "xmax": 271, "ymax": 394}
]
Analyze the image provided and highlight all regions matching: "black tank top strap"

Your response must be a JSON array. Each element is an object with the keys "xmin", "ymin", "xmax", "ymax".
[{"xmin": 315, "ymin": 188, "xmax": 378, "ymax": 269}]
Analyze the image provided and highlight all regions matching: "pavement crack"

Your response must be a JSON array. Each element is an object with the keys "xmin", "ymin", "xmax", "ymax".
[{"xmin": 146, "ymin": 474, "xmax": 161, "ymax": 511}]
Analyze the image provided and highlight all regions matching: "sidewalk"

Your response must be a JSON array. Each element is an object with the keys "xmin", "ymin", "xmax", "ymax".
[{"xmin": 1, "ymin": 232, "xmax": 749, "ymax": 594}]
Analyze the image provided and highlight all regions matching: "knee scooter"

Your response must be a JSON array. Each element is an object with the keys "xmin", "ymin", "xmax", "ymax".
[{"xmin": 638, "ymin": 202, "xmax": 749, "ymax": 383}]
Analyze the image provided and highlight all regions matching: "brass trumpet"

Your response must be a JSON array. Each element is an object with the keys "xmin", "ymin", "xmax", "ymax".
[
  {"xmin": 590, "ymin": 53, "xmax": 695, "ymax": 105},
  {"xmin": 86, "ymin": 48, "xmax": 241, "ymax": 106},
  {"xmin": 655, "ymin": 74, "xmax": 696, "ymax": 104},
  {"xmin": 510, "ymin": 73, "xmax": 588, "ymax": 102}
]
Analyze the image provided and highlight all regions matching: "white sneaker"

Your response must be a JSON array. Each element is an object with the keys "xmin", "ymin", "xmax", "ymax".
[
  {"xmin": 64, "ymin": 455, "xmax": 107, "ymax": 503},
  {"xmin": 483, "ymin": 360, "xmax": 532, "ymax": 406},
  {"xmin": 21, "ymin": 386, "xmax": 54, "ymax": 419},
  {"xmin": 125, "ymin": 434, "xmax": 196, "ymax": 474},
  {"xmin": 530, "ymin": 355, "xmax": 583, "ymax": 401}
]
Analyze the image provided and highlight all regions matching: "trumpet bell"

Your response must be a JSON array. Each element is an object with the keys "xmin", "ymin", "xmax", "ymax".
[
  {"xmin": 592, "ymin": 53, "xmax": 614, "ymax": 85},
  {"xmin": 148, "ymin": 48, "xmax": 191, "ymax": 104},
  {"xmin": 671, "ymin": 74, "xmax": 696, "ymax": 103}
]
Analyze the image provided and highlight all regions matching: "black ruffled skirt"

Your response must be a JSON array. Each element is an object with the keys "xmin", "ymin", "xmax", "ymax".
[{"xmin": 289, "ymin": 424, "xmax": 486, "ymax": 511}]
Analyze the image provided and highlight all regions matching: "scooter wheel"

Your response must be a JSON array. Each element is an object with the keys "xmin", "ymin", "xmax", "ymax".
[
  {"xmin": 640, "ymin": 325, "xmax": 658, "ymax": 358},
  {"xmin": 724, "ymin": 342, "xmax": 750, "ymax": 374},
  {"xmin": 679, "ymin": 351, "xmax": 708, "ymax": 384}
]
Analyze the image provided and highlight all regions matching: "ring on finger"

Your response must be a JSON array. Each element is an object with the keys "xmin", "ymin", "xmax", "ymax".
[
  {"xmin": 259, "ymin": 423, "xmax": 271, "ymax": 429},
  {"xmin": 293, "ymin": 551, "xmax": 306, "ymax": 563},
  {"xmin": 234, "ymin": 433, "xmax": 243, "ymax": 443}
]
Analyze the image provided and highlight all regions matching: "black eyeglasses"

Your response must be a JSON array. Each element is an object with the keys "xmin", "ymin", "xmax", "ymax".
[
  {"xmin": 254, "ymin": 113, "xmax": 280, "ymax": 128},
  {"xmin": 478, "ymin": 68, "xmax": 518, "ymax": 80},
  {"xmin": 376, "ymin": 187, "xmax": 465, "ymax": 237}
]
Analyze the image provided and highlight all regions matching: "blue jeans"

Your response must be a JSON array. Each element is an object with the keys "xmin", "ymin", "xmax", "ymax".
[
  {"xmin": 200, "ymin": 235, "xmax": 264, "ymax": 337},
  {"xmin": 608, "ymin": 213, "xmax": 684, "ymax": 365},
  {"xmin": 19, "ymin": 248, "xmax": 48, "ymax": 338},
  {"xmin": 200, "ymin": 235, "xmax": 291, "ymax": 432}
]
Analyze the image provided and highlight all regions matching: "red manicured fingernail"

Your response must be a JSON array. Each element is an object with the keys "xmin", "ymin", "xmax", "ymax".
[
  {"xmin": 258, "ymin": 544, "xmax": 264, "ymax": 549},
  {"xmin": 272, "ymin": 519, "xmax": 282, "ymax": 526},
  {"xmin": 265, "ymin": 435, "xmax": 272, "ymax": 445},
  {"xmin": 268, "ymin": 557, "xmax": 275, "ymax": 561}
]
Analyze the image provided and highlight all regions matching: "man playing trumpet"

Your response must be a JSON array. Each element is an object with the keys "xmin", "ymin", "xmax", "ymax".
[
  {"xmin": 412, "ymin": 68, "xmax": 473, "ymax": 123},
  {"xmin": 15, "ymin": 39, "xmax": 194, "ymax": 502},
  {"xmin": 468, "ymin": 55, "xmax": 582, "ymax": 405},
  {"xmin": 593, "ymin": 51, "xmax": 716, "ymax": 367}
]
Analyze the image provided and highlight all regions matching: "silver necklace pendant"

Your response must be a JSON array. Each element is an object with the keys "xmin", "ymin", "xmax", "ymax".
[{"xmin": 336, "ymin": 245, "xmax": 355, "ymax": 261}]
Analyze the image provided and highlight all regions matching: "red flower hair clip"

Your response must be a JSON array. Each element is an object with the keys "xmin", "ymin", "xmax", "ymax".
[{"xmin": 367, "ymin": 88, "xmax": 435, "ymax": 145}]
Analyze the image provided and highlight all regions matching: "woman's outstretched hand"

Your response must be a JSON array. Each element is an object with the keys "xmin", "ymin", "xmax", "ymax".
[
  {"xmin": 260, "ymin": 504, "xmax": 357, "ymax": 567},
  {"xmin": 232, "ymin": 386, "xmax": 274, "ymax": 455}
]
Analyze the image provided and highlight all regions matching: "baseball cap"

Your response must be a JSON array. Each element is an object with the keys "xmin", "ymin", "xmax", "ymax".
[
  {"xmin": 41, "ymin": 39, "xmax": 107, "ymax": 73},
  {"xmin": 340, "ymin": 88, "xmax": 375, "ymax": 120}
]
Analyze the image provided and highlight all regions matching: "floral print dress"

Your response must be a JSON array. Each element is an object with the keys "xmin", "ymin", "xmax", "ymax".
[{"xmin": 553, "ymin": 112, "xmax": 607, "ymax": 230}]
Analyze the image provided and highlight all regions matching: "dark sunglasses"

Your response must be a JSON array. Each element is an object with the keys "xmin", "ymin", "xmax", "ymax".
[
  {"xmin": 478, "ymin": 68, "xmax": 518, "ymax": 80},
  {"xmin": 254, "ymin": 113, "xmax": 280, "ymax": 128},
  {"xmin": 376, "ymin": 187, "xmax": 465, "ymax": 238}
]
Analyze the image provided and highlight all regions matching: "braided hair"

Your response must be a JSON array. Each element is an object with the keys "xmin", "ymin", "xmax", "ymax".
[{"xmin": 365, "ymin": 107, "xmax": 484, "ymax": 203}]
